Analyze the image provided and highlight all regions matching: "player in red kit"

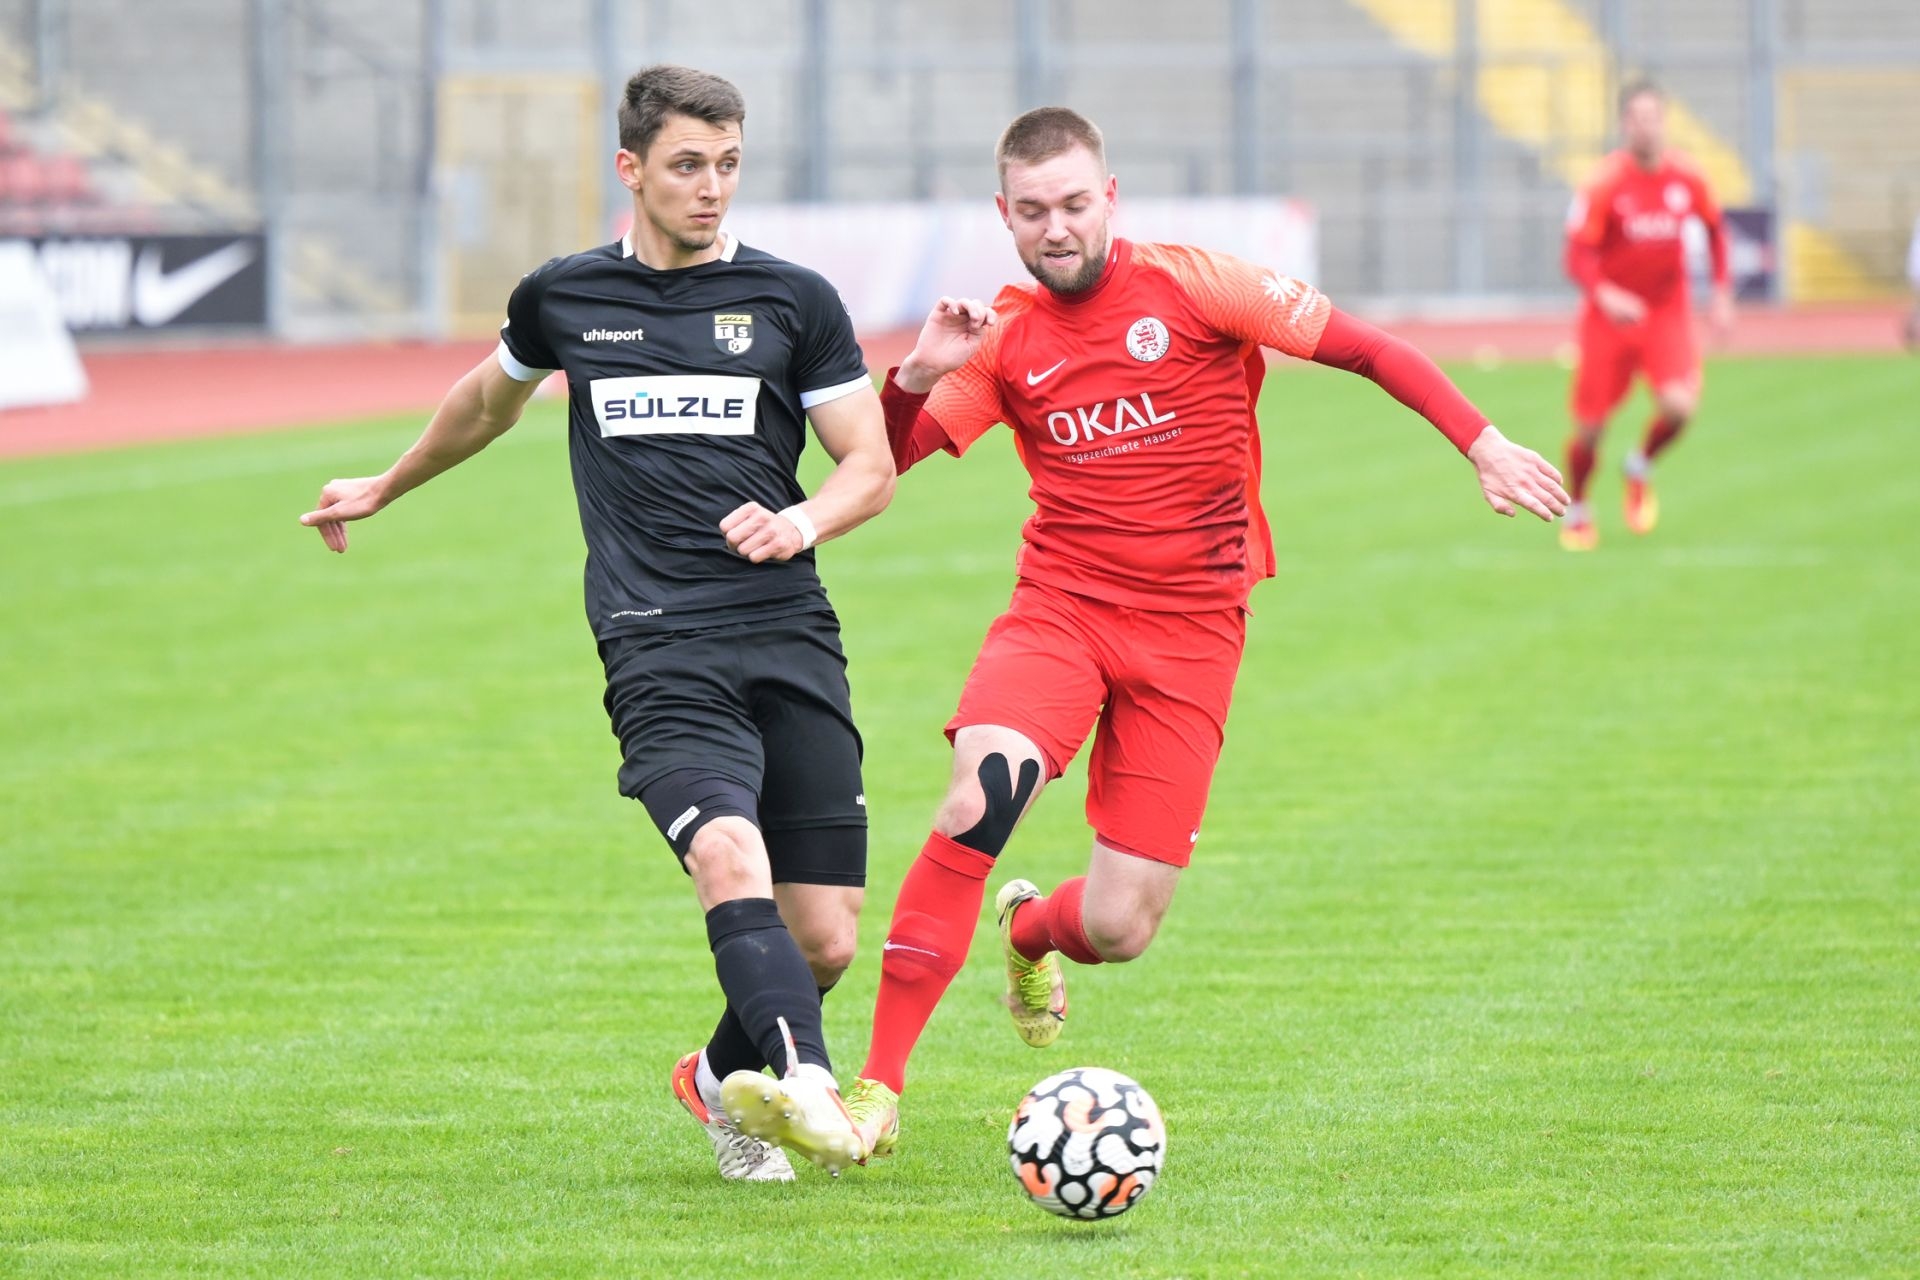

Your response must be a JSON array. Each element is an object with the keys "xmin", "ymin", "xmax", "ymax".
[
  {"xmin": 827, "ymin": 108, "xmax": 1567, "ymax": 1160},
  {"xmin": 1561, "ymin": 80, "xmax": 1732, "ymax": 551}
]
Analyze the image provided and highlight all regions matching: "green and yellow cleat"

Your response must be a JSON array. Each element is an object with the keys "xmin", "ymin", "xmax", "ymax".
[
  {"xmin": 844, "ymin": 1077, "xmax": 901, "ymax": 1159},
  {"xmin": 995, "ymin": 878, "xmax": 1068, "ymax": 1048}
]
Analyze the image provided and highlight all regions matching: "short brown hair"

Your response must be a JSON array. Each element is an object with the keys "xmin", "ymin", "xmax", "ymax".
[
  {"xmin": 619, "ymin": 64, "xmax": 746, "ymax": 157},
  {"xmin": 1618, "ymin": 77, "xmax": 1663, "ymax": 115},
  {"xmin": 995, "ymin": 107, "xmax": 1106, "ymax": 183}
]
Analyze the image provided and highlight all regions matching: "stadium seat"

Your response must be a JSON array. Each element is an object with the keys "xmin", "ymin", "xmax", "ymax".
[
  {"xmin": 43, "ymin": 154, "xmax": 95, "ymax": 205},
  {"xmin": 0, "ymin": 153, "xmax": 48, "ymax": 205}
]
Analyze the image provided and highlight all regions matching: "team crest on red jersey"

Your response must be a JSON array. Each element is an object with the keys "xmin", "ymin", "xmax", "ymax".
[{"xmin": 1126, "ymin": 316, "xmax": 1170, "ymax": 362}]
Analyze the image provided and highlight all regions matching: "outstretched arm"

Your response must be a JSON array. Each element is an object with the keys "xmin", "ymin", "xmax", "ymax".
[
  {"xmin": 1120, "ymin": 245, "xmax": 1567, "ymax": 521},
  {"xmin": 720, "ymin": 385, "xmax": 897, "ymax": 563},
  {"xmin": 1311, "ymin": 308, "xmax": 1570, "ymax": 522},
  {"xmin": 1124, "ymin": 245, "xmax": 1567, "ymax": 522},
  {"xmin": 298, "ymin": 351, "xmax": 542, "ymax": 553}
]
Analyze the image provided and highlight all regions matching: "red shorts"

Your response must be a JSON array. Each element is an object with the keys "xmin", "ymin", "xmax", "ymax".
[
  {"xmin": 1571, "ymin": 301, "xmax": 1701, "ymax": 422},
  {"xmin": 945, "ymin": 579, "xmax": 1246, "ymax": 867}
]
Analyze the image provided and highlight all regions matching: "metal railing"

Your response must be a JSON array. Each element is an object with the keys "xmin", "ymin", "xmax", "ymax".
[{"xmin": 1, "ymin": 0, "xmax": 1913, "ymax": 334}]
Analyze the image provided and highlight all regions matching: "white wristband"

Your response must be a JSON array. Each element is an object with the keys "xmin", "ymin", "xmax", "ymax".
[{"xmin": 778, "ymin": 504, "xmax": 818, "ymax": 550}]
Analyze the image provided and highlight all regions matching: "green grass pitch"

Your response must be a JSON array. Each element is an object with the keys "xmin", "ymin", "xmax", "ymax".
[{"xmin": 3, "ymin": 355, "xmax": 1916, "ymax": 1277}]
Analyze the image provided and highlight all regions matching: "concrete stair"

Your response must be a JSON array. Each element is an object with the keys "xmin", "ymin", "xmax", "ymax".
[
  {"xmin": 1345, "ymin": 0, "xmax": 1895, "ymax": 300},
  {"xmin": 6, "ymin": 0, "xmax": 1911, "ymax": 317}
]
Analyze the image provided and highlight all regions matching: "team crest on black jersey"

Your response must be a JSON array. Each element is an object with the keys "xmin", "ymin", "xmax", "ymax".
[{"xmin": 714, "ymin": 313, "xmax": 754, "ymax": 355}]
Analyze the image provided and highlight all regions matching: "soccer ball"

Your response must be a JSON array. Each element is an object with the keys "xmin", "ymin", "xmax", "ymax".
[{"xmin": 1008, "ymin": 1067, "xmax": 1166, "ymax": 1219}]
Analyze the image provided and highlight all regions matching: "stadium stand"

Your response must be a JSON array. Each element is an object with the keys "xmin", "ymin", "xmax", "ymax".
[
  {"xmin": 0, "ymin": 106, "xmax": 121, "ymax": 235},
  {"xmin": 1, "ymin": 0, "xmax": 1915, "ymax": 324},
  {"xmin": 0, "ymin": 10, "xmax": 406, "ymax": 325}
]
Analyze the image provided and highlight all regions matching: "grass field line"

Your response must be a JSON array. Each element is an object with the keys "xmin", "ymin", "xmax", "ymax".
[
  {"xmin": 0, "ymin": 440, "xmax": 408, "ymax": 510},
  {"xmin": 0, "ymin": 421, "xmax": 556, "ymax": 510},
  {"xmin": 1285, "ymin": 545, "xmax": 1835, "ymax": 571},
  {"xmin": 854, "ymin": 542, "xmax": 1830, "ymax": 579},
  {"xmin": 5, "ymin": 359, "xmax": 1914, "ymax": 1276}
]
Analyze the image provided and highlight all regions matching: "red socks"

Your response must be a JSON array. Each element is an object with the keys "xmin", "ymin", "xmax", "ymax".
[
  {"xmin": 1007, "ymin": 876, "xmax": 1103, "ymax": 966},
  {"xmin": 862, "ymin": 846, "xmax": 1116, "ymax": 1093},
  {"xmin": 1643, "ymin": 412, "xmax": 1685, "ymax": 461},
  {"xmin": 1568, "ymin": 413, "xmax": 1681, "ymax": 503},
  {"xmin": 1566, "ymin": 429, "xmax": 1599, "ymax": 502},
  {"xmin": 860, "ymin": 833, "xmax": 994, "ymax": 1093}
]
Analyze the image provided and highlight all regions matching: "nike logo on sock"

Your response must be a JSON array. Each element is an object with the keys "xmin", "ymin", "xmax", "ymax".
[{"xmin": 882, "ymin": 940, "xmax": 939, "ymax": 958}]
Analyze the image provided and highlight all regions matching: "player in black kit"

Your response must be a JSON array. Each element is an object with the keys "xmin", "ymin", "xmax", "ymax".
[{"xmin": 300, "ymin": 65, "xmax": 892, "ymax": 1179}]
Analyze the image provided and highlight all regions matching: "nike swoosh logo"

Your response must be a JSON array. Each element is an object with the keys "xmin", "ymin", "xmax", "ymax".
[
  {"xmin": 132, "ymin": 241, "xmax": 257, "ymax": 326},
  {"xmin": 882, "ymin": 941, "xmax": 939, "ymax": 958},
  {"xmin": 1026, "ymin": 359, "xmax": 1067, "ymax": 386}
]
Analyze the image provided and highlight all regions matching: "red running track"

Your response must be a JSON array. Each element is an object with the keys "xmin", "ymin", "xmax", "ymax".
[
  {"xmin": 2, "ymin": 305, "xmax": 1909, "ymax": 460},
  {"xmin": 1, "ymin": 340, "xmax": 500, "ymax": 459}
]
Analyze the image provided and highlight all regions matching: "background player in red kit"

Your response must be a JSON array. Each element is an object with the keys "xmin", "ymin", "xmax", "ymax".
[
  {"xmin": 838, "ymin": 108, "xmax": 1567, "ymax": 1155},
  {"xmin": 1561, "ymin": 80, "xmax": 1732, "ymax": 551}
]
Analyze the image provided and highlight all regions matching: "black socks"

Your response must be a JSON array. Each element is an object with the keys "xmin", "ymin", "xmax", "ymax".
[
  {"xmin": 705, "ymin": 982, "xmax": 835, "ymax": 1080},
  {"xmin": 704, "ymin": 897, "xmax": 829, "ymax": 1077}
]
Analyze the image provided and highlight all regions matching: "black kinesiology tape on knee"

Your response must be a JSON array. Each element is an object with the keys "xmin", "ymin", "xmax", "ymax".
[{"xmin": 954, "ymin": 752, "xmax": 1041, "ymax": 856}]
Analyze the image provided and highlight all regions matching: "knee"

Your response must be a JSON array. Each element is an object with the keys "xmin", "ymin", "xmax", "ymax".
[
  {"xmin": 1082, "ymin": 904, "xmax": 1161, "ymax": 963},
  {"xmin": 782, "ymin": 883, "xmax": 862, "ymax": 985},
  {"xmin": 1085, "ymin": 918, "xmax": 1156, "ymax": 963},
  {"xmin": 795, "ymin": 930, "xmax": 857, "ymax": 986},
  {"xmin": 931, "ymin": 751, "xmax": 1044, "ymax": 855},
  {"xmin": 684, "ymin": 818, "xmax": 766, "ymax": 898},
  {"xmin": 1655, "ymin": 390, "xmax": 1696, "ymax": 422},
  {"xmin": 931, "ymin": 783, "xmax": 986, "ymax": 841},
  {"xmin": 804, "ymin": 955, "xmax": 853, "ymax": 990}
]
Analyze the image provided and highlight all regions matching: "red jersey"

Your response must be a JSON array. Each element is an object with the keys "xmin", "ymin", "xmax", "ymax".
[
  {"xmin": 895, "ymin": 238, "xmax": 1332, "ymax": 613},
  {"xmin": 1565, "ymin": 149, "xmax": 1727, "ymax": 311}
]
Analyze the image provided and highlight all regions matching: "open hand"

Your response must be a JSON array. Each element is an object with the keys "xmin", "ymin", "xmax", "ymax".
[
  {"xmin": 896, "ymin": 297, "xmax": 996, "ymax": 393},
  {"xmin": 1467, "ymin": 427, "xmax": 1570, "ymax": 521}
]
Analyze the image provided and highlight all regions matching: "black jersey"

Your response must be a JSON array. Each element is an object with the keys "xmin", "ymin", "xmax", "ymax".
[{"xmin": 497, "ymin": 231, "xmax": 871, "ymax": 638}]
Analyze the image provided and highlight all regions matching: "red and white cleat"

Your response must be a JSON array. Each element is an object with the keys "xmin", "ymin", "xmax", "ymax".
[
  {"xmin": 671, "ymin": 1050, "xmax": 795, "ymax": 1182},
  {"xmin": 718, "ymin": 1020, "xmax": 866, "ymax": 1175}
]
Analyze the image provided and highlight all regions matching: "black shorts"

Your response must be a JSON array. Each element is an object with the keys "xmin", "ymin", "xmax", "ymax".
[{"xmin": 599, "ymin": 612, "xmax": 867, "ymax": 884}]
